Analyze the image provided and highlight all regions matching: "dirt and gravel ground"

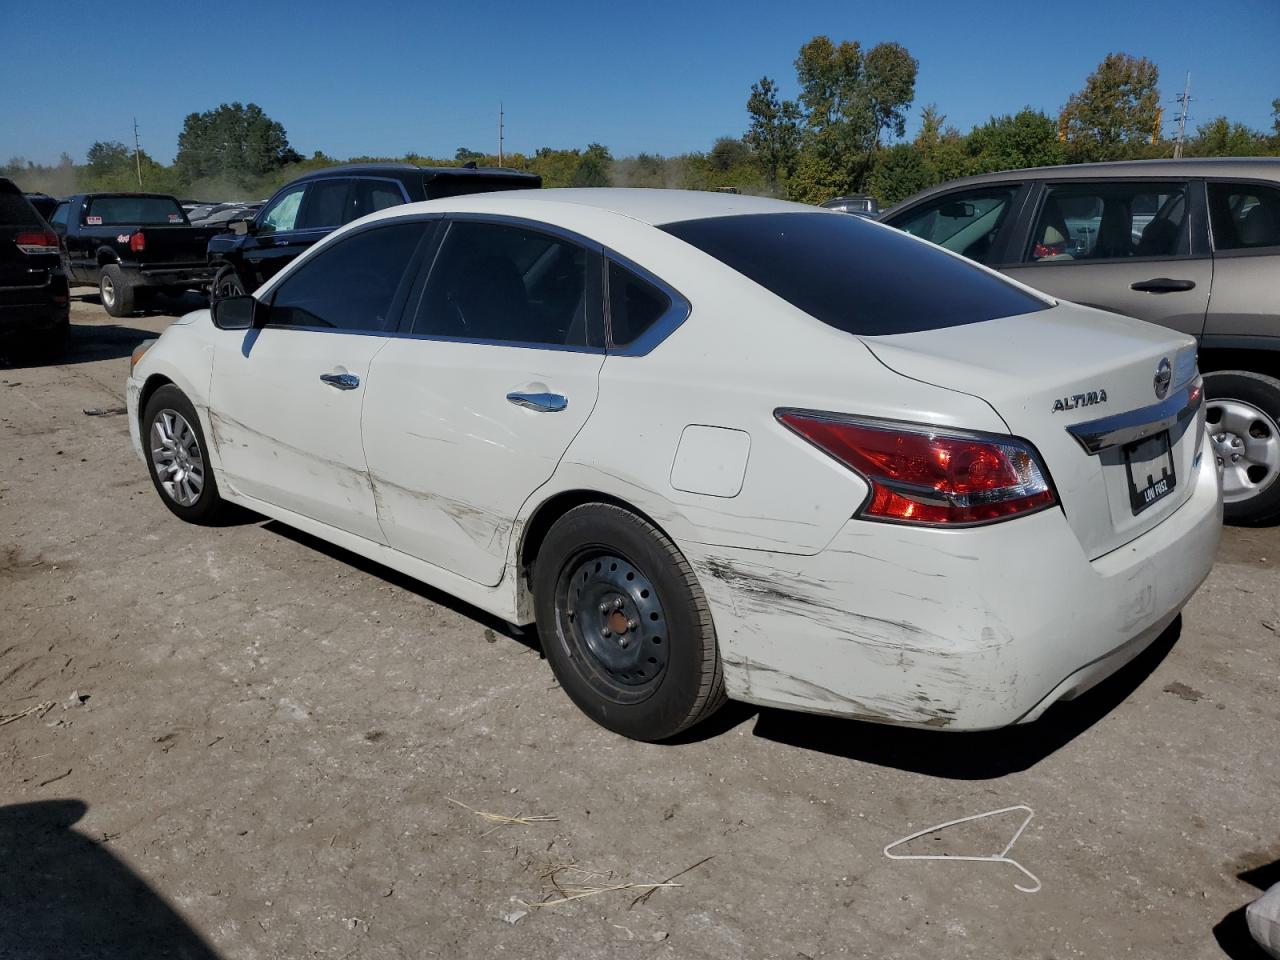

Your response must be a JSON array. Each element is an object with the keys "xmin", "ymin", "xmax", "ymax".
[{"xmin": 1, "ymin": 295, "xmax": 1278, "ymax": 960}]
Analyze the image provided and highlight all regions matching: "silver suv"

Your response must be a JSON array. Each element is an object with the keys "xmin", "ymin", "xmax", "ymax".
[{"xmin": 882, "ymin": 158, "xmax": 1280, "ymax": 525}]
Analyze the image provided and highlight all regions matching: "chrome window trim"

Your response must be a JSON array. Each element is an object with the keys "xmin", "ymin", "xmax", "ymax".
[
  {"xmin": 601, "ymin": 248, "xmax": 691, "ymax": 357},
  {"xmin": 1066, "ymin": 377, "xmax": 1203, "ymax": 455}
]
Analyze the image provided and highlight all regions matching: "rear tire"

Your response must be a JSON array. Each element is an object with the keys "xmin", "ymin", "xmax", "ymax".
[
  {"xmin": 99, "ymin": 264, "xmax": 135, "ymax": 317},
  {"xmin": 1204, "ymin": 370, "xmax": 1280, "ymax": 526},
  {"xmin": 532, "ymin": 504, "xmax": 726, "ymax": 741},
  {"xmin": 141, "ymin": 385, "xmax": 229, "ymax": 525}
]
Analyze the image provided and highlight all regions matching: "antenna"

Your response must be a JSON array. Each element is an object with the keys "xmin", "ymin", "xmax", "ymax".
[
  {"xmin": 1172, "ymin": 73, "xmax": 1192, "ymax": 159},
  {"xmin": 133, "ymin": 116, "xmax": 144, "ymax": 188},
  {"xmin": 498, "ymin": 101, "xmax": 504, "ymax": 166}
]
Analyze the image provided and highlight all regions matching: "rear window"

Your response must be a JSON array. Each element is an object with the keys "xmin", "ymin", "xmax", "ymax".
[
  {"xmin": 0, "ymin": 190, "xmax": 43, "ymax": 228},
  {"xmin": 660, "ymin": 212, "xmax": 1047, "ymax": 336},
  {"xmin": 86, "ymin": 196, "xmax": 187, "ymax": 226}
]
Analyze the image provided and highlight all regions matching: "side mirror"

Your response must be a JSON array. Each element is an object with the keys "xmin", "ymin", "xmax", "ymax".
[
  {"xmin": 212, "ymin": 295, "xmax": 265, "ymax": 330},
  {"xmin": 230, "ymin": 218, "xmax": 256, "ymax": 237}
]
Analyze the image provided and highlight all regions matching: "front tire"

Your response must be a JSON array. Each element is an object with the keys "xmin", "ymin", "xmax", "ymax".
[
  {"xmin": 532, "ymin": 504, "xmax": 726, "ymax": 741},
  {"xmin": 1204, "ymin": 370, "xmax": 1280, "ymax": 526},
  {"xmin": 99, "ymin": 264, "xmax": 135, "ymax": 317},
  {"xmin": 210, "ymin": 265, "xmax": 246, "ymax": 304},
  {"xmin": 142, "ymin": 385, "xmax": 228, "ymax": 524}
]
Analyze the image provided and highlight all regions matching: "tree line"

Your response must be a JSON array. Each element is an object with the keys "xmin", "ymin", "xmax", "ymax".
[{"xmin": 4, "ymin": 46, "xmax": 1278, "ymax": 207}]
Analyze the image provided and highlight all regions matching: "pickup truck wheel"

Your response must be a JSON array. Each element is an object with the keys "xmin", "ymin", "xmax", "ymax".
[
  {"xmin": 533, "ymin": 504, "xmax": 726, "ymax": 741},
  {"xmin": 142, "ymin": 385, "xmax": 228, "ymax": 525},
  {"xmin": 99, "ymin": 264, "xmax": 135, "ymax": 317},
  {"xmin": 1204, "ymin": 370, "xmax": 1280, "ymax": 526},
  {"xmin": 210, "ymin": 266, "xmax": 245, "ymax": 303}
]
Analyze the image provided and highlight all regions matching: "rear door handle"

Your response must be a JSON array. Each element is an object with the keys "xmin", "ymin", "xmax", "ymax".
[
  {"xmin": 506, "ymin": 391, "xmax": 567, "ymax": 412},
  {"xmin": 1130, "ymin": 277, "xmax": 1196, "ymax": 293},
  {"xmin": 320, "ymin": 372, "xmax": 360, "ymax": 390}
]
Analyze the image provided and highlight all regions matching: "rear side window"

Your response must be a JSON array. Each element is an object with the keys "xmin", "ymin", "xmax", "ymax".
[
  {"xmin": 1027, "ymin": 182, "xmax": 1189, "ymax": 262},
  {"xmin": 86, "ymin": 196, "xmax": 186, "ymax": 225},
  {"xmin": 268, "ymin": 222, "xmax": 426, "ymax": 332},
  {"xmin": 1209, "ymin": 182, "xmax": 1280, "ymax": 251},
  {"xmin": 660, "ymin": 213, "xmax": 1046, "ymax": 337},
  {"xmin": 352, "ymin": 179, "xmax": 405, "ymax": 220},
  {"xmin": 608, "ymin": 262, "xmax": 670, "ymax": 345},
  {"xmin": 411, "ymin": 220, "xmax": 599, "ymax": 347},
  {"xmin": 298, "ymin": 179, "xmax": 351, "ymax": 229}
]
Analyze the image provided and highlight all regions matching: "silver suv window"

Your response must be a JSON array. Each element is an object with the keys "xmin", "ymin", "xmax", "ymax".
[{"xmin": 1028, "ymin": 182, "xmax": 1189, "ymax": 262}]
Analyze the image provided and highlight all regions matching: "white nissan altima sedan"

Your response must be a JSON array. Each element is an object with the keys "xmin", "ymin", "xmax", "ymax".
[{"xmin": 125, "ymin": 189, "xmax": 1222, "ymax": 741}]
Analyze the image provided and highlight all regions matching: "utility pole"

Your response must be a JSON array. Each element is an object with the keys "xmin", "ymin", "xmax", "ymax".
[
  {"xmin": 1172, "ymin": 73, "xmax": 1192, "ymax": 159},
  {"xmin": 498, "ymin": 101, "xmax": 504, "ymax": 166},
  {"xmin": 132, "ymin": 116, "xmax": 144, "ymax": 188}
]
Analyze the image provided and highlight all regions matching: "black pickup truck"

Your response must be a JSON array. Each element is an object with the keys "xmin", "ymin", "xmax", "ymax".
[{"xmin": 48, "ymin": 193, "xmax": 221, "ymax": 316}]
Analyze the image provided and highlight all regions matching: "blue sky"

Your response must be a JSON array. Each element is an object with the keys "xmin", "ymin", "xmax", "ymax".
[{"xmin": 3, "ymin": 0, "xmax": 1277, "ymax": 166}]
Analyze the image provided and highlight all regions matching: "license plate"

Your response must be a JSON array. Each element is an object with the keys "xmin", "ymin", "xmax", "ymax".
[{"xmin": 1124, "ymin": 431, "xmax": 1176, "ymax": 515}]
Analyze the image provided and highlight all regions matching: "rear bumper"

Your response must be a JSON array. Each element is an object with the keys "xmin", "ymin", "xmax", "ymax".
[
  {"xmin": 684, "ymin": 451, "xmax": 1222, "ymax": 730},
  {"xmin": 133, "ymin": 265, "xmax": 214, "ymax": 288},
  {"xmin": 0, "ymin": 297, "xmax": 70, "ymax": 335}
]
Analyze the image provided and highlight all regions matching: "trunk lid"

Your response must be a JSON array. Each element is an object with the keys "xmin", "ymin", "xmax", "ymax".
[
  {"xmin": 860, "ymin": 303, "xmax": 1205, "ymax": 559},
  {"xmin": 128, "ymin": 225, "xmax": 221, "ymax": 267}
]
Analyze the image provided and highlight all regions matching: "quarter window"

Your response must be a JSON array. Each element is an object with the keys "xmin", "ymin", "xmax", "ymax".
[
  {"xmin": 411, "ymin": 220, "xmax": 598, "ymax": 347},
  {"xmin": 1027, "ymin": 182, "xmax": 1189, "ymax": 262},
  {"xmin": 268, "ymin": 222, "xmax": 426, "ymax": 332},
  {"xmin": 49, "ymin": 202, "xmax": 70, "ymax": 230},
  {"xmin": 608, "ymin": 261, "xmax": 670, "ymax": 345},
  {"xmin": 1208, "ymin": 182, "xmax": 1280, "ymax": 251},
  {"xmin": 259, "ymin": 185, "xmax": 305, "ymax": 234},
  {"xmin": 890, "ymin": 187, "xmax": 1018, "ymax": 265}
]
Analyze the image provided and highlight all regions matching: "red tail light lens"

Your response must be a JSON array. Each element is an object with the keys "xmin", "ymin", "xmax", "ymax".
[
  {"xmin": 129, "ymin": 231, "xmax": 146, "ymax": 253},
  {"xmin": 778, "ymin": 411, "xmax": 1057, "ymax": 526},
  {"xmin": 15, "ymin": 230, "xmax": 58, "ymax": 255}
]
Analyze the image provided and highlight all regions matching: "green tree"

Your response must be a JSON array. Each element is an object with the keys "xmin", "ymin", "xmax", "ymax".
[
  {"xmin": 571, "ymin": 143, "xmax": 612, "ymax": 187},
  {"xmin": 1059, "ymin": 53, "xmax": 1161, "ymax": 161},
  {"xmin": 86, "ymin": 140, "xmax": 132, "ymax": 177},
  {"xmin": 786, "ymin": 35, "xmax": 918, "ymax": 202},
  {"xmin": 968, "ymin": 108, "xmax": 1065, "ymax": 172},
  {"xmin": 745, "ymin": 76, "xmax": 802, "ymax": 188},
  {"xmin": 913, "ymin": 104, "xmax": 973, "ymax": 184},
  {"xmin": 1272, "ymin": 98, "xmax": 1280, "ymax": 139},
  {"xmin": 175, "ymin": 102, "xmax": 300, "ymax": 187},
  {"xmin": 455, "ymin": 147, "xmax": 484, "ymax": 163},
  {"xmin": 709, "ymin": 136, "xmax": 751, "ymax": 172},
  {"xmin": 866, "ymin": 143, "xmax": 933, "ymax": 206},
  {"xmin": 1187, "ymin": 117, "xmax": 1270, "ymax": 157}
]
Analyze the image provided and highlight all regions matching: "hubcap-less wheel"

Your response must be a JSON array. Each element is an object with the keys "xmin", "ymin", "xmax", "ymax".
[
  {"xmin": 1206, "ymin": 398, "xmax": 1280, "ymax": 503},
  {"xmin": 556, "ymin": 551, "xmax": 668, "ymax": 702},
  {"xmin": 150, "ymin": 409, "xmax": 206, "ymax": 507}
]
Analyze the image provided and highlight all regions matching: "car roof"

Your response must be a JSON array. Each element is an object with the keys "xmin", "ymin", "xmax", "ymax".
[
  {"xmin": 290, "ymin": 163, "xmax": 539, "ymax": 182},
  {"xmin": 918, "ymin": 157, "xmax": 1280, "ymax": 190},
  {"xmin": 395, "ymin": 187, "xmax": 813, "ymax": 226}
]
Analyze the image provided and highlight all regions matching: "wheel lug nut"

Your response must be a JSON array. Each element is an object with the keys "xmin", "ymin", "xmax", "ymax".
[
  {"xmin": 613, "ymin": 598, "xmax": 625, "ymax": 611},
  {"xmin": 601, "ymin": 627, "xmax": 611, "ymax": 638},
  {"xmin": 1232, "ymin": 454, "xmax": 1241, "ymax": 462},
  {"xmin": 627, "ymin": 619, "xmax": 638, "ymax": 631},
  {"xmin": 599, "ymin": 603, "xmax": 610, "ymax": 614},
  {"xmin": 618, "ymin": 636, "xmax": 629, "ymax": 649}
]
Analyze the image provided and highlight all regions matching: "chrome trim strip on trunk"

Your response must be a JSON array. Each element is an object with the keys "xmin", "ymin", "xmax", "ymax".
[{"xmin": 1067, "ymin": 378, "xmax": 1203, "ymax": 455}]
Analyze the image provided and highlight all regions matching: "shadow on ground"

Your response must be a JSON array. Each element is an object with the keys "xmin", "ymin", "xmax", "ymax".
[
  {"xmin": 747, "ymin": 616, "xmax": 1183, "ymax": 779},
  {"xmin": 0, "ymin": 799, "xmax": 221, "ymax": 959},
  {"xmin": 1214, "ymin": 854, "xmax": 1280, "ymax": 959}
]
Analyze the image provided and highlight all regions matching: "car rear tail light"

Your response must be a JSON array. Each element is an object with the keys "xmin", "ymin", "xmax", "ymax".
[
  {"xmin": 777, "ymin": 410, "xmax": 1057, "ymax": 526},
  {"xmin": 15, "ymin": 230, "xmax": 58, "ymax": 255},
  {"xmin": 129, "ymin": 231, "xmax": 146, "ymax": 253}
]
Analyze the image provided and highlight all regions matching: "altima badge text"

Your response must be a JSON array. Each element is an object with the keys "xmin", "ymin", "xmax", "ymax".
[{"xmin": 1052, "ymin": 390, "xmax": 1108, "ymax": 413}]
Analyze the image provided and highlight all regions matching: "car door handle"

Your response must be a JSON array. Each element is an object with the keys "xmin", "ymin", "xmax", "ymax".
[
  {"xmin": 1130, "ymin": 277, "xmax": 1196, "ymax": 293},
  {"xmin": 320, "ymin": 372, "xmax": 360, "ymax": 390},
  {"xmin": 506, "ymin": 391, "xmax": 567, "ymax": 412}
]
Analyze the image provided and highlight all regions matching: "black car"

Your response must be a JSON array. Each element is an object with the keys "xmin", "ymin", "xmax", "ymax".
[
  {"xmin": 206, "ymin": 163, "xmax": 541, "ymax": 298},
  {"xmin": 0, "ymin": 178, "xmax": 69, "ymax": 356},
  {"xmin": 23, "ymin": 193, "xmax": 60, "ymax": 223}
]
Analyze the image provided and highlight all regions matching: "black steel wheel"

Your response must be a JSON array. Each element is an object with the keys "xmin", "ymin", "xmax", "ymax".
[{"xmin": 533, "ymin": 503, "xmax": 725, "ymax": 741}]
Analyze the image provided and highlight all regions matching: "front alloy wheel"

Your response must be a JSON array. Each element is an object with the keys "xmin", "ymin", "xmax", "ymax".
[{"xmin": 150, "ymin": 409, "xmax": 206, "ymax": 507}]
